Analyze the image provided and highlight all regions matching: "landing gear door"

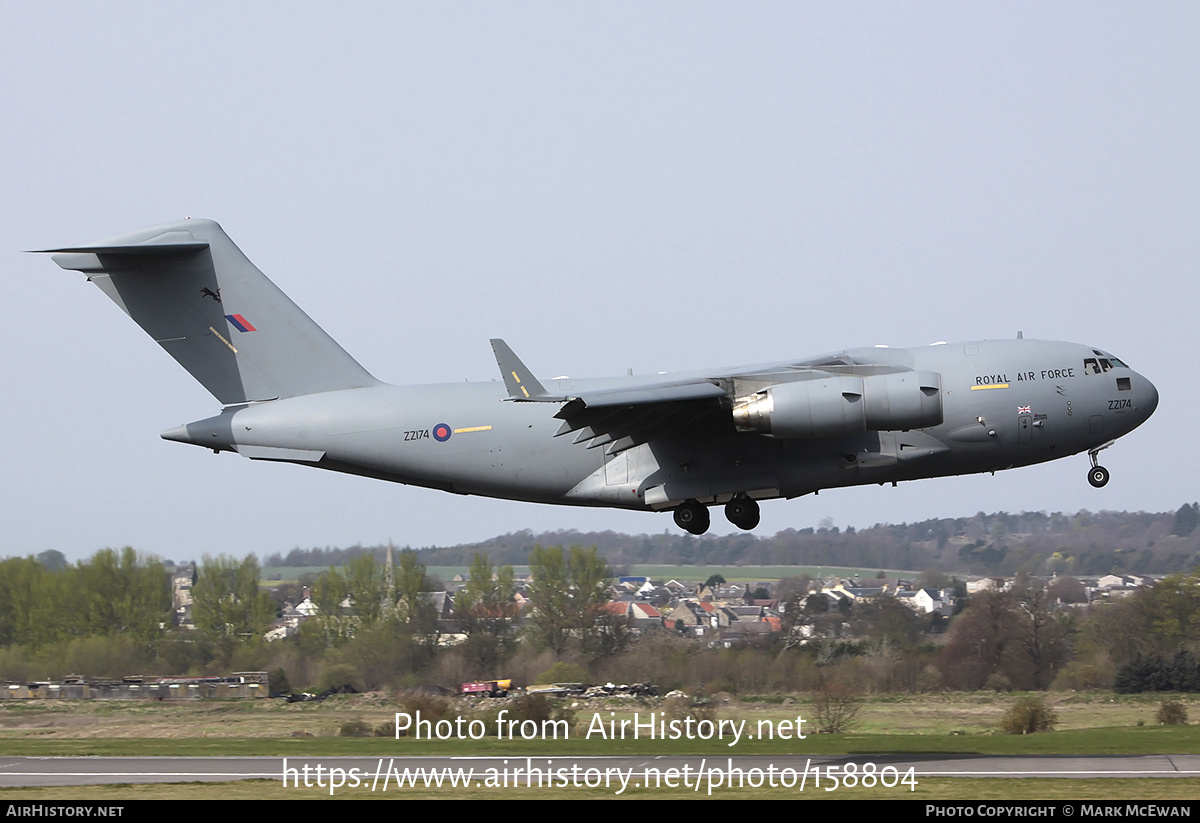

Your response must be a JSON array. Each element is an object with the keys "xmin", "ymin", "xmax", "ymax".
[{"xmin": 605, "ymin": 450, "xmax": 630, "ymax": 486}]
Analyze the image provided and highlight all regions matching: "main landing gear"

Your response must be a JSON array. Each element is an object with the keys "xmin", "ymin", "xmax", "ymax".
[
  {"xmin": 725, "ymin": 496, "xmax": 760, "ymax": 531},
  {"xmin": 673, "ymin": 499, "xmax": 710, "ymax": 535},
  {"xmin": 673, "ymin": 496, "xmax": 761, "ymax": 535},
  {"xmin": 1087, "ymin": 440, "xmax": 1114, "ymax": 488}
]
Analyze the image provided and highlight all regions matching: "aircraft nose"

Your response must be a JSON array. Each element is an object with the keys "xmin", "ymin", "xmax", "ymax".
[{"xmin": 1139, "ymin": 374, "xmax": 1159, "ymax": 420}]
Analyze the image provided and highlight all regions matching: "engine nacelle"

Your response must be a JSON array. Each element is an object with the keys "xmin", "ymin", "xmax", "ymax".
[{"xmin": 732, "ymin": 371, "xmax": 943, "ymax": 438}]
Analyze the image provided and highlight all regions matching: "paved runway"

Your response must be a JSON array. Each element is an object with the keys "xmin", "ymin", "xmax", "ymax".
[{"xmin": 2, "ymin": 754, "xmax": 1199, "ymax": 788}]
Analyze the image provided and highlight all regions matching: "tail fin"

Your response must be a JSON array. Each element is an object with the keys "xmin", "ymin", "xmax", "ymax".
[{"xmin": 39, "ymin": 219, "xmax": 379, "ymax": 405}]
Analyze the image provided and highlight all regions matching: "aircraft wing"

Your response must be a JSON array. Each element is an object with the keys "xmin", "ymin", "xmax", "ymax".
[{"xmin": 487, "ymin": 340, "xmax": 916, "ymax": 455}]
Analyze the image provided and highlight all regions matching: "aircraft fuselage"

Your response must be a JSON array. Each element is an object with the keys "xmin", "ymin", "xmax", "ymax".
[{"xmin": 163, "ymin": 337, "xmax": 1157, "ymax": 516}]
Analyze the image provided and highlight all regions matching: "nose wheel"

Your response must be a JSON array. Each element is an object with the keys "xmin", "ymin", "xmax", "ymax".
[
  {"xmin": 1087, "ymin": 441, "xmax": 1114, "ymax": 488},
  {"xmin": 673, "ymin": 499, "xmax": 710, "ymax": 535},
  {"xmin": 725, "ymin": 496, "xmax": 760, "ymax": 530}
]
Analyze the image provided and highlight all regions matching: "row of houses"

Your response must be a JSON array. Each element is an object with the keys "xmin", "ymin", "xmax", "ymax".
[
  {"xmin": 172, "ymin": 561, "xmax": 1159, "ymax": 648},
  {"xmin": 259, "ymin": 573, "xmax": 962, "ymax": 647}
]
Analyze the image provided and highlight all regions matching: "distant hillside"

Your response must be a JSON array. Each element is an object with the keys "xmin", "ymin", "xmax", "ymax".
[{"xmin": 264, "ymin": 505, "xmax": 1200, "ymax": 578}]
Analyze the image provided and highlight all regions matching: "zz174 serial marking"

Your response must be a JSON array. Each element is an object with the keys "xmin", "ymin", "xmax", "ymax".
[
  {"xmin": 404, "ymin": 429, "xmax": 430, "ymax": 442},
  {"xmin": 1109, "ymin": 399, "xmax": 1133, "ymax": 411}
]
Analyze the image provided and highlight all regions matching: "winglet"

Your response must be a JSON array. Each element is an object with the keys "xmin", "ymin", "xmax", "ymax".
[{"xmin": 490, "ymin": 339, "xmax": 560, "ymax": 401}]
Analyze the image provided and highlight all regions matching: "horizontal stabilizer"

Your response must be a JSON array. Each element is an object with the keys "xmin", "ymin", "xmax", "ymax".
[{"xmin": 42, "ymin": 242, "xmax": 209, "ymax": 255}]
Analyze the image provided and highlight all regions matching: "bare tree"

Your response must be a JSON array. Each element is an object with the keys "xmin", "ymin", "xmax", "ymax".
[{"xmin": 810, "ymin": 679, "xmax": 862, "ymax": 734}]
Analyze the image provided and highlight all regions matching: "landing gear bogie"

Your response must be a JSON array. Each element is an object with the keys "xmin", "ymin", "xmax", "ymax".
[
  {"xmin": 673, "ymin": 499, "xmax": 711, "ymax": 535},
  {"xmin": 725, "ymin": 496, "xmax": 760, "ymax": 530}
]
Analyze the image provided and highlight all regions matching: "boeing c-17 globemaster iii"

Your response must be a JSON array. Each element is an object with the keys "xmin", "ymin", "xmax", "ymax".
[{"xmin": 38, "ymin": 219, "xmax": 1158, "ymax": 534}]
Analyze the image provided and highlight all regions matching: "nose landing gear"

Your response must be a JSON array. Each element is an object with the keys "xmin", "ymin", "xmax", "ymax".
[{"xmin": 1087, "ymin": 440, "xmax": 1114, "ymax": 488}]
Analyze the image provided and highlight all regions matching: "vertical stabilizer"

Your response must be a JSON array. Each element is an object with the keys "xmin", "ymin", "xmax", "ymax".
[{"xmin": 41, "ymin": 219, "xmax": 379, "ymax": 404}]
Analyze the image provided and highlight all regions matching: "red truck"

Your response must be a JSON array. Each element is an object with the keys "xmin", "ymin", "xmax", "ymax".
[{"xmin": 458, "ymin": 679, "xmax": 512, "ymax": 697}]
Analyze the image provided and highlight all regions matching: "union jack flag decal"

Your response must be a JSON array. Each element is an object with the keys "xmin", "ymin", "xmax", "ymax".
[{"xmin": 1017, "ymin": 405, "xmax": 1031, "ymax": 414}]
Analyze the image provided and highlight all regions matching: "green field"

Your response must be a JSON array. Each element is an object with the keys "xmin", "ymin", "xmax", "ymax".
[{"xmin": 3, "ymin": 777, "xmax": 1198, "ymax": 801}]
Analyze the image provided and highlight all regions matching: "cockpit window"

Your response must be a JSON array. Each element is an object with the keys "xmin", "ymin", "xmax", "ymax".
[{"xmin": 1084, "ymin": 354, "xmax": 1129, "ymax": 374}]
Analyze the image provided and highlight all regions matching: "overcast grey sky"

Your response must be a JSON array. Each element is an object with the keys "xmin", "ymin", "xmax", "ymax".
[{"xmin": 3, "ymin": 2, "xmax": 1196, "ymax": 562}]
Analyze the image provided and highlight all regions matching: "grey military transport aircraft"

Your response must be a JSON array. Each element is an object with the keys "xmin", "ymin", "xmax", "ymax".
[{"xmin": 39, "ymin": 219, "xmax": 1158, "ymax": 535}]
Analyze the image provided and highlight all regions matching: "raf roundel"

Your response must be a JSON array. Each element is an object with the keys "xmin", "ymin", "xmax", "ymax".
[{"xmin": 432, "ymin": 423, "xmax": 452, "ymax": 442}]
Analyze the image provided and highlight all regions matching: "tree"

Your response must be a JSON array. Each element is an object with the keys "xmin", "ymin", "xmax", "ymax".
[
  {"xmin": 307, "ymin": 549, "xmax": 439, "ymax": 655},
  {"xmin": 1146, "ymin": 572, "xmax": 1200, "ymax": 652},
  {"xmin": 1000, "ymin": 696, "xmax": 1057, "ymax": 734},
  {"xmin": 309, "ymin": 554, "xmax": 389, "ymax": 642},
  {"xmin": 455, "ymin": 553, "xmax": 518, "ymax": 674},
  {"xmin": 1114, "ymin": 650, "xmax": 1200, "ymax": 693},
  {"xmin": 918, "ymin": 569, "xmax": 951, "ymax": 591},
  {"xmin": 776, "ymin": 576, "xmax": 814, "ymax": 650},
  {"xmin": 0, "ymin": 550, "xmax": 170, "ymax": 652},
  {"xmin": 343, "ymin": 553, "xmax": 388, "ymax": 626},
  {"xmin": 810, "ymin": 679, "xmax": 862, "ymax": 734},
  {"xmin": 850, "ymin": 596, "xmax": 924, "ymax": 651},
  {"xmin": 1010, "ymin": 576, "xmax": 1072, "ymax": 689},
  {"xmin": 311, "ymin": 562, "xmax": 353, "ymax": 642},
  {"xmin": 1157, "ymin": 700, "xmax": 1188, "ymax": 725},
  {"xmin": 581, "ymin": 606, "xmax": 633, "ymax": 663},
  {"xmin": 526, "ymin": 545, "xmax": 612, "ymax": 658},
  {"xmin": 0, "ymin": 556, "xmax": 55, "ymax": 647},
  {"xmin": 394, "ymin": 549, "xmax": 436, "ymax": 629},
  {"xmin": 1171, "ymin": 503, "xmax": 1199, "ymax": 537},
  {"xmin": 192, "ymin": 555, "xmax": 276, "ymax": 645},
  {"xmin": 76, "ymin": 548, "xmax": 171, "ymax": 646},
  {"xmin": 939, "ymin": 580, "xmax": 1071, "ymax": 690},
  {"xmin": 937, "ymin": 590, "xmax": 1022, "ymax": 689}
]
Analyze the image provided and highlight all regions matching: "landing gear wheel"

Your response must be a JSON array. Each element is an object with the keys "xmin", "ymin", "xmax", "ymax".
[
  {"xmin": 673, "ymin": 499, "xmax": 710, "ymax": 535},
  {"xmin": 725, "ymin": 496, "xmax": 761, "ymax": 531}
]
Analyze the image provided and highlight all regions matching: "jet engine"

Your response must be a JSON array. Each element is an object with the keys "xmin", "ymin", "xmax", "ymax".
[{"xmin": 731, "ymin": 371, "xmax": 943, "ymax": 438}]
